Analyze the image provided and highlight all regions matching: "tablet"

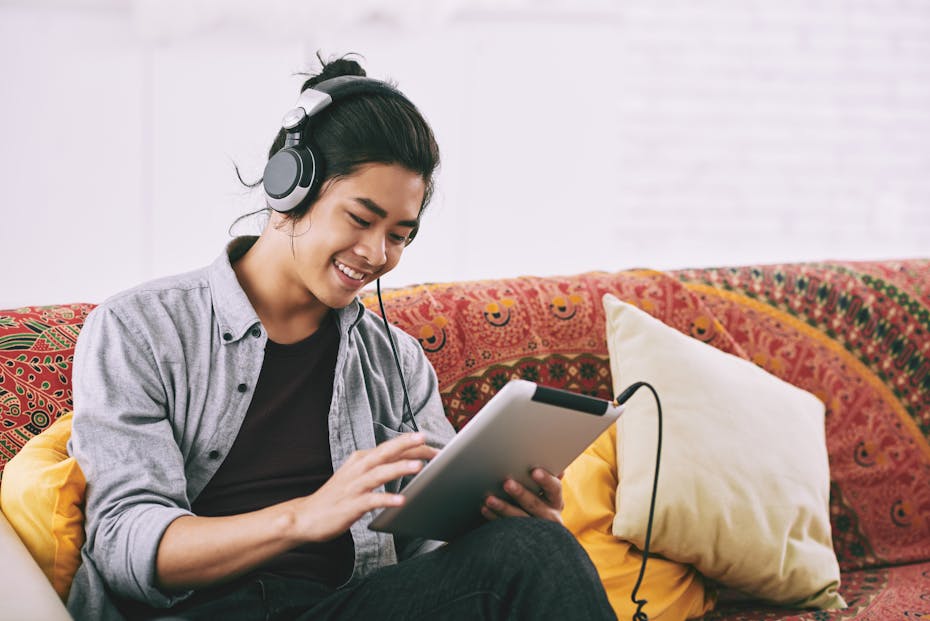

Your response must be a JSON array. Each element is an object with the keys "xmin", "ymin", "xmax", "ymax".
[{"xmin": 368, "ymin": 379, "xmax": 624, "ymax": 541}]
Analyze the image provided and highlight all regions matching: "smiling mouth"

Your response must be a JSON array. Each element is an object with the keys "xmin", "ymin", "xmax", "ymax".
[{"xmin": 335, "ymin": 260, "xmax": 368, "ymax": 281}]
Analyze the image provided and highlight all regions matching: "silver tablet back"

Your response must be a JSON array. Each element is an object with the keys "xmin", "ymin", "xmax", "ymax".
[{"xmin": 369, "ymin": 379, "xmax": 623, "ymax": 541}]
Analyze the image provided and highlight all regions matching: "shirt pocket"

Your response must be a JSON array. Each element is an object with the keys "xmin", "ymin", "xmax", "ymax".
[
  {"xmin": 370, "ymin": 421, "xmax": 419, "ymax": 494},
  {"xmin": 371, "ymin": 420, "xmax": 417, "ymax": 444}
]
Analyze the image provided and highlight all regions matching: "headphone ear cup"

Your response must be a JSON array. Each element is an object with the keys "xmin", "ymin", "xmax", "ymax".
[{"xmin": 263, "ymin": 144, "xmax": 319, "ymax": 213}]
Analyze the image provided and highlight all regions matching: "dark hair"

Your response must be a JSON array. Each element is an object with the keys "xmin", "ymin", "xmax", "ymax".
[{"xmin": 256, "ymin": 53, "xmax": 440, "ymax": 239}]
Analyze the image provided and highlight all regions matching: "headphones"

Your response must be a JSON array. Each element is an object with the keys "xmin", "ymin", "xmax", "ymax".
[{"xmin": 263, "ymin": 75, "xmax": 410, "ymax": 214}]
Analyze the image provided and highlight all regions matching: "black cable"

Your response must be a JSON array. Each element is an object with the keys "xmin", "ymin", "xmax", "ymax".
[
  {"xmin": 376, "ymin": 278, "xmax": 418, "ymax": 432},
  {"xmin": 614, "ymin": 381, "xmax": 663, "ymax": 621}
]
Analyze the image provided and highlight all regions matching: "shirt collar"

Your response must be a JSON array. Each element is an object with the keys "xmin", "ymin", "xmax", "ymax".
[
  {"xmin": 208, "ymin": 236, "xmax": 365, "ymax": 343},
  {"xmin": 207, "ymin": 237, "xmax": 261, "ymax": 343},
  {"xmin": 337, "ymin": 295, "xmax": 366, "ymax": 333}
]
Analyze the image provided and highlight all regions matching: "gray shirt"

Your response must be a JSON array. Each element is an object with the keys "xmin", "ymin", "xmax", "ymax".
[{"xmin": 66, "ymin": 237, "xmax": 456, "ymax": 620}]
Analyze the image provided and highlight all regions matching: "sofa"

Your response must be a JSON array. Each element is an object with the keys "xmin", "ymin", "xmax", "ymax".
[{"xmin": 1, "ymin": 258, "xmax": 928, "ymax": 620}]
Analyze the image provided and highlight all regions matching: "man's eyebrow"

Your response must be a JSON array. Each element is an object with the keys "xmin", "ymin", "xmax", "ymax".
[{"xmin": 354, "ymin": 197, "xmax": 419, "ymax": 228}]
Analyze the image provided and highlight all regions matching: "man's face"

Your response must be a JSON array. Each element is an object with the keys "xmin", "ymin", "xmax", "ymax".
[{"xmin": 287, "ymin": 162, "xmax": 425, "ymax": 310}]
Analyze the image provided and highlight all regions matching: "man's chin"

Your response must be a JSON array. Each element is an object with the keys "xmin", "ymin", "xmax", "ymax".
[{"xmin": 318, "ymin": 289, "xmax": 360, "ymax": 310}]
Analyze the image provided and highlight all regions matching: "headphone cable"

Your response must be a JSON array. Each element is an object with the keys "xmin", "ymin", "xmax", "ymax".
[
  {"xmin": 615, "ymin": 381, "xmax": 663, "ymax": 621},
  {"xmin": 376, "ymin": 278, "xmax": 418, "ymax": 432}
]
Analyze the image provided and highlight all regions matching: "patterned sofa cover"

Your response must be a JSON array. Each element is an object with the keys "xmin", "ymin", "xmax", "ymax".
[{"xmin": 1, "ymin": 259, "xmax": 929, "ymax": 619}]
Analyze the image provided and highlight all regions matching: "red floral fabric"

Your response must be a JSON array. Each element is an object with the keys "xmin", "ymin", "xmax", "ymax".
[
  {"xmin": 704, "ymin": 561, "xmax": 930, "ymax": 620},
  {"xmin": 362, "ymin": 270, "xmax": 748, "ymax": 428},
  {"xmin": 675, "ymin": 261, "xmax": 930, "ymax": 570},
  {"xmin": 0, "ymin": 304, "xmax": 93, "ymax": 481},
  {"xmin": 364, "ymin": 260, "xmax": 930, "ymax": 574},
  {"xmin": 1, "ymin": 259, "xmax": 928, "ymax": 618}
]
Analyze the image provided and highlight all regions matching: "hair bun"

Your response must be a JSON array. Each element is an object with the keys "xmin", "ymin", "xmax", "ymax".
[{"xmin": 303, "ymin": 53, "xmax": 367, "ymax": 90}]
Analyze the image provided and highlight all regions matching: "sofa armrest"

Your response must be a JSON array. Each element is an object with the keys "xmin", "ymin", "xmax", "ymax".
[{"xmin": 0, "ymin": 510, "xmax": 72, "ymax": 621}]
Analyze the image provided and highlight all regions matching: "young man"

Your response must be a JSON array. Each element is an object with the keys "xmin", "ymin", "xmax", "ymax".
[{"xmin": 68, "ymin": 57, "xmax": 616, "ymax": 621}]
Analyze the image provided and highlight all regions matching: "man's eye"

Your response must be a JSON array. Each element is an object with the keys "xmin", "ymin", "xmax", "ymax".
[{"xmin": 389, "ymin": 233, "xmax": 408, "ymax": 244}]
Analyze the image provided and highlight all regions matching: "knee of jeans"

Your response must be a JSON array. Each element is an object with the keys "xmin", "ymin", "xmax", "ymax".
[{"xmin": 476, "ymin": 518, "xmax": 588, "ymax": 570}]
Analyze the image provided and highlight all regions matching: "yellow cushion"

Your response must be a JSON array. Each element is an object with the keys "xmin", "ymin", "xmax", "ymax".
[
  {"xmin": 0, "ymin": 412, "xmax": 85, "ymax": 601},
  {"xmin": 602, "ymin": 295, "xmax": 844, "ymax": 609},
  {"xmin": 564, "ymin": 423, "xmax": 715, "ymax": 620}
]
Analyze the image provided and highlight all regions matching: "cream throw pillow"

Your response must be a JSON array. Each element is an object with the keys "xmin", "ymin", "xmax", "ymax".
[{"xmin": 603, "ymin": 295, "xmax": 845, "ymax": 609}]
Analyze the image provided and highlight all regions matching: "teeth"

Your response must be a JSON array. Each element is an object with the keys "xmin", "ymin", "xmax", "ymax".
[{"xmin": 336, "ymin": 261, "xmax": 365, "ymax": 281}]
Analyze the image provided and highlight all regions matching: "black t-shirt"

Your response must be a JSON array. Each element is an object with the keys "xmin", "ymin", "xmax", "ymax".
[{"xmin": 192, "ymin": 312, "xmax": 354, "ymax": 586}]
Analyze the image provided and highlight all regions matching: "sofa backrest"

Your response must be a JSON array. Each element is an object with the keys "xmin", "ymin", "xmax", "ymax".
[
  {"xmin": 0, "ymin": 304, "xmax": 92, "ymax": 472},
  {"xmin": 2, "ymin": 260, "xmax": 928, "ymax": 572}
]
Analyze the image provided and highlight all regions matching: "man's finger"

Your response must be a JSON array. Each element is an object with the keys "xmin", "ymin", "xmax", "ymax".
[
  {"xmin": 484, "ymin": 493, "xmax": 529, "ymax": 518},
  {"xmin": 358, "ymin": 459, "xmax": 424, "ymax": 491},
  {"xmin": 503, "ymin": 478, "xmax": 555, "ymax": 516},
  {"xmin": 531, "ymin": 468, "xmax": 564, "ymax": 508},
  {"xmin": 356, "ymin": 491, "xmax": 406, "ymax": 514},
  {"xmin": 357, "ymin": 433, "xmax": 427, "ymax": 468},
  {"xmin": 397, "ymin": 444, "xmax": 439, "ymax": 462}
]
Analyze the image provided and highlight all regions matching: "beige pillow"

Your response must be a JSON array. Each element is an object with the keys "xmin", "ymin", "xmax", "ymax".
[{"xmin": 603, "ymin": 294, "xmax": 845, "ymax": 609}]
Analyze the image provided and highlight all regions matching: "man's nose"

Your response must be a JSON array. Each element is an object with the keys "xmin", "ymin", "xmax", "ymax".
[{"xmin": 355, "ymin": 230, "xmax": 387, "ymax": 267}]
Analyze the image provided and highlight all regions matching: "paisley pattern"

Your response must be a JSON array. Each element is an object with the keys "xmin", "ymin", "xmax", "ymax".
[
  {"xmin": 0, "ymin": 305, "xmax": 93, "ymax": 480},
  {"xmin": 703, "ymin": 561, "xmax": 930, "ymax": 620},
  {"xmin": 1, "ymin": 260, "xmax": 928, "ymax": 618},
  {"xmin": 676, "ymin": 262, "xmax": 930, "ymax": 569}
]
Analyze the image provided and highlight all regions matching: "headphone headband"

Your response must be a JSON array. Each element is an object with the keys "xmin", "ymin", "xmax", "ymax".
[
  {"xmin": 263, "ymin": 76, "xmax": 408, "ymax": 214},
  {"xmin": 284, "ymin": 76, "xmax": 405, "ymax": 129}
]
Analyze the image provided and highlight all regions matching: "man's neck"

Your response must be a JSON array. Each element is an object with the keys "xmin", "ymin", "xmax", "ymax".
[{"xmin": 231, "ymin": 235, "xmax": 330, "ymax": 344}]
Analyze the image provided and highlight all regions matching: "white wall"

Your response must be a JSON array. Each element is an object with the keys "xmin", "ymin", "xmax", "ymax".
[{"xmin": 2, "ymin": 1, "xmax": 928, "ymax": 308}]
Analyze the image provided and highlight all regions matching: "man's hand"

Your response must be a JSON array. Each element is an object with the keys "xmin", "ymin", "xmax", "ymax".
[
  {"xmin": 480, "ymin": 468, "xmax": 564, "ymax": 525},
  {"xmin": 157, "ymin": 432, "xmax": 437, "ymax": 592},
  {"xmin": 291, "ymin": 432, "xmax": 439, "ymax": 542}
]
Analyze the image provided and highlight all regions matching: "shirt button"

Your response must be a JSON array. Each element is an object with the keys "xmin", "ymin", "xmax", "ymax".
[
  {"xmin": 237, "ymin": 383, "xmax": 247, "ymax": 393},
  {"xmin": 251, "ymin": 328, "xmax": 261, "ymax": 338},
  {"xmin": 208, "ymin": 450, "xmax": 220, "ymax": 459},
  {"xmin": 222, "ymin": 332, "xmax": 232, "ymax": 341}
]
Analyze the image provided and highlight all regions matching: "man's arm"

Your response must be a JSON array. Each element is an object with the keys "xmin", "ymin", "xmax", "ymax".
[
  {"xmin": 155, "ymin": 433, "xmax": 436, "ymax": 591},
  {"xmin": 70, "ymin": 306, "xmax": 196, "ymax": 607}
]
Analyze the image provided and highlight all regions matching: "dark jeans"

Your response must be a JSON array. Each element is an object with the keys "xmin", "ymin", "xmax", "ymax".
[{"xmin": 148, "ymin": 518, "xmax": 616, "ymax": 621}]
